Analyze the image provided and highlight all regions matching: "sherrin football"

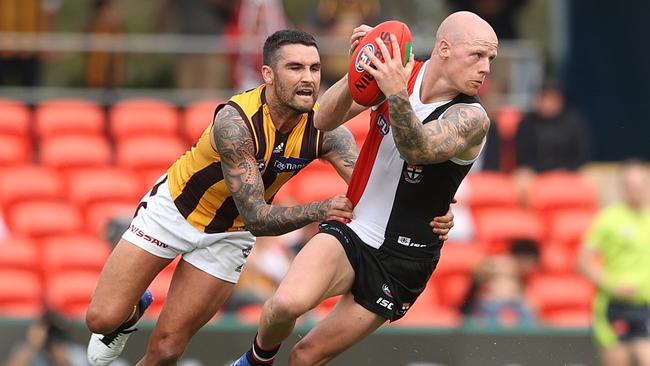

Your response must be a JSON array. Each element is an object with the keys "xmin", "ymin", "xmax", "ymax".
[{"xmin": 348, "ymin": 20, "xmax": 413, "ymax": 107}]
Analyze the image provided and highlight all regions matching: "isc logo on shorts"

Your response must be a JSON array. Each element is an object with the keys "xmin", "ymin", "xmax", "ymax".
[{"xmin": 376, "ymin": 297, "xmax": 394, "ymax": 310}]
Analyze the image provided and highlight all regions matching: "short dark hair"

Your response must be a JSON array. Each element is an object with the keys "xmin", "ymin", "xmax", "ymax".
[{"xmin": 262, "ymin": 29, "xmax": 318, "ymax": 67}]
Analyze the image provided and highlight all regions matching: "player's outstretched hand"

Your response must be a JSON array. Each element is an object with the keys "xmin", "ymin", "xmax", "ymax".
[{"xmin": 323, "ymin": 194, "xmax": 354, "ymax": 224}]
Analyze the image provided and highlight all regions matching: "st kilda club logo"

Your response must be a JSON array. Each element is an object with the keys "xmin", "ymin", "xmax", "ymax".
[{"xmin": 403, "ymin": 163, "xmax": 423, "ymax": 184}]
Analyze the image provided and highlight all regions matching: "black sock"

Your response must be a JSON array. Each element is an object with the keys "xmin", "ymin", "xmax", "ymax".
[{"xmin": 245, "ymin": 334, "xmax": 280, "ymax": 365}]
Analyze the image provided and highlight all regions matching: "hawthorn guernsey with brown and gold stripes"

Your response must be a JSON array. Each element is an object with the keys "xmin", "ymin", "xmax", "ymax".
[{"xmin": 166, "ymin": 85, "xmax": 323, "ymax": 233}]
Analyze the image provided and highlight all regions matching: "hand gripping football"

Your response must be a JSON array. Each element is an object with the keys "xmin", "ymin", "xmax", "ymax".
[{"xmin": 348, "ymin": 20, "xmax": 413, "ymax": 106}]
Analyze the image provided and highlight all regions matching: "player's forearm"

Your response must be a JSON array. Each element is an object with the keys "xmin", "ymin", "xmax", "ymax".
[
  {"xmin": 314, "ymin": 75, "xmax": 354, "ymax": 131},
  {"xmin": 244, "ymin": 201, "xmax": 329, "ymax": 236}
]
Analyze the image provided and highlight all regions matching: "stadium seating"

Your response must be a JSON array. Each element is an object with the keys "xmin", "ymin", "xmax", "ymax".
[
  {"xmin": 66, "ymin": 168, "xmax": 141, "ymax": 208},
  {"xmin": 84, "ymin": 201, "xmax": 136, "ymax": 236},
  {"xmin": 41, "ymin": 235, "xmax": 111, "ymax": 275},
  {"xmin": 527, "ymin": 172, "xmax": 598, "ymax": 217},
  {"xmin": 183, "ymin": 100, "xmax": 220, "ymax": 143},
  {"xmin": 45, "ymin": 271, "xmax": 101, "ymax": 318},
  {"xmin": 526, "ymin": 274, "xmax": 595, "ymax": 326},
  {"xmin": 548, "ymin": 209, "xmax": 596, "ymax": 247},
  {"xmin": 0, "ymin": 135, "xmax": 31, "ymax": 166},
  {"xmin": 0, "ymin": 165, "xmax": 65, "ymax": 210},
  {"xmin": 7, "ymin": 201, "xmax": 83, "ymax": 238},
  {"xmin": 110, "ymin": 98, "xmax": 180, "ymax": 140},
  {"xmin": 39, "ymin": 135, "xmax": 112, "ymax": 172},
  {"xmin": 473, "ymin": 207, "xmax": 544, "ymax": 253},
  {"xmin": 35, "ymin": 99, "xmax": 104, "ymax": 140},
  {"xmin": 0, "ymin": 270, "xmax": 43, "ymax": 317},
  {"xmin": 0, "ymin": 98, "xmax": 30, "ymax": 137},
  {"xmin": 345, "ymin": 109, "xmax": 371, "ymax": 149},
  {"xmin": 285, "ymin": 166, "xmax": 347, "ymax": 204},
  {"xmin": 540, "ymin": 241, "xmax": 577, "ymax": 274},
  {"xmin": 464, "ymin": 172, "xmax": 519, "ymax": 211},
  {"xmin": 0, "ymin": 237, "xmax": 38, "ymax": 272},
  {"xmin": 115, "ymin": 135, "xmax": 186, "ymax": 172}
]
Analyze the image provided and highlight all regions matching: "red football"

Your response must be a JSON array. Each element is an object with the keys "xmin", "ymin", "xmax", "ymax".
[{"xmin": 348, "ymin": 20, "xmax": 413, "ymax": 107}]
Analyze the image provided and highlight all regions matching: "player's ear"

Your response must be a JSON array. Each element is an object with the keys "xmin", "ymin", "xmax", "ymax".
[
  {"xmin": 438, "ymin": 39, "xmax": 451, "ymax": 59},
  {"xmin": 261, "ymin": 65, "xmax": 274, "ymax": 85}
]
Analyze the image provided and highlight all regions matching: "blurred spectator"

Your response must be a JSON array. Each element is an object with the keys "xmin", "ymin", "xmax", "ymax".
[
  {"xmin": 461, "ymin": 239, "xmax": 539, "ymax": 327},
  {"xmin": 3, "ymin": 310, "xmax": 89, "ymax": 366},
  {"xmin": 158, "ymin": 0, "xmax": 237, "ymax": 90},
  {"xmin": 306, "ymin": 0, "xmax": 383, "ymax": 87},
  {"xmin": 578, "ymin": 160, "xmax": 650, "ymax": 366},
  {"xmin": 231, "ymin": 0, "xmax": 288, "ymax": 91},
  {"xmin": 0, "ymin": 0, "xmax": 60, "ymax": 86},
  {"xmin": 514, "ymin": 81, "xmax": 592, "ymax": 203},
  {"xmin": 446, "ymin": 0, "xmax": 527, "ymax": 40},
  {"xmin": 84, "ymin": 0, "xmax": 124, "ymax": 89}
]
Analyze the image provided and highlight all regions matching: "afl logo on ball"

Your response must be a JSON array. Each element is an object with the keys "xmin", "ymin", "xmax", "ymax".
[
  {"xmin": 404, "ymin": 164, "xmax": 423, "ymax": 183},
  {"xmin": 355, "ymin": 44, "xmax": 375, "ymax": 73}
]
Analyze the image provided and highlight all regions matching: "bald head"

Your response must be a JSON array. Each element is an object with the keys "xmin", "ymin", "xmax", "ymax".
[{"xmin": 436, "ymin": 11, "xmax": 498, "ymax": 45}]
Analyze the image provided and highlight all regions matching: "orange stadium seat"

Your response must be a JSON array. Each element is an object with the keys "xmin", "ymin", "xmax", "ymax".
[
  {"xmin": 0, "ymin": 165, "xmax": 65, "ymax": 209},
  {"xmin": 0, "ymin": 237, "xmax": 38, "ymax": 272},
  {"xmin": 464, "ymin": 172, "xmax": 519, "ymax": 210},
  {"xmin": 7, "ymin": 201, "xmax": 83, "ymax": 238},
  {"xmin": 392, "ymin": 280, "xmax": 450, "ymax": 327},
  {"xmin": 45, "ymin": 271, "xmax": 100, "ymax": 319},
  {"xmin": 543, "ymin": 308, "xmax": 592, "ymax": 328},
  {"xmin": 286, "ymin": 169, "xmax": 347, "ymax": 204},
  {"xmin": 0, "ymin": 135, "xmax": 31, "ymax": 166},
  {"xmin": 116, "ymin": 136, "xmax": 186, "ymax": 172},
  {"xmin": 0, "ymin": 270, "xmax": 43, "ymax": 317},
  {"xmin": 526, "ymin": 274, "xmax": 595, "ymax": 325},
  {"xmin": 85, "ymin": 202, "xmax": 137, "ymax": 236},
  {"xmin": 540, "ymin": 241, "xmax": 577, "ymax": 275},
  {"xmin": 183, "ymin": 100, "xmax": 221, "ymax": 143},
  {"xmin": 473, "ymin": 208, "xmax": 544, "ymax": 253},
  {"xmin": 66, "ymin": 168, "xmax": 141, "ymax": 208},
  {"xmin": 435, "ymin": 242, "xmax": 485, "ymax": 277},
  {"xmin": 35, "ymin": 99, "xmax": 104, "ymax": 139},
  {"xmin": 435, "ymin": 272, "xmax": 473, "ymax": 309},
  {"xmin": 527, "ymin": 172, "xmax": 598, "ymax": 216},
  {"xmin": 110, "ymin": 98, "xmax": 180, "ymax": 140},
  {"xmin": 39, "ymin": 135, "xmax": 112, "ymax": 171},
  {"xmin": 548, "ymin": 209, "xmax": 596, "ymax": 247},
  {"xmin": 0, "ymin": 99, "xmax": 30, "ymax": 137},
  {"xmin": 41, "ymin": 235, "xmax": 111, "ymax": 275}
]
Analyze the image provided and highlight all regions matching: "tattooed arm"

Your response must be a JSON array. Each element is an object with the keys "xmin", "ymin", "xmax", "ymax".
[
  {"xmin": 318, "ymin": 125, "xmax": 358, "ymax": 184},
  {"xmin": 388, "ymin": 92, "xmax": 490, "ymax": 165},
  {"xmin": 211, "ymin": 105, "xmax": 354, "ymax": 236}
]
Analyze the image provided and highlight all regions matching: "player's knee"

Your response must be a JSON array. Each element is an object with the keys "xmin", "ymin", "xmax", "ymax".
[
  {"xmin": 85, "ymin": 305, "xmax": 124, "ymax": 334},
  {"xmin": 147, "ymin": 331, "xmax": 187, "ymax": 363},
  {"xmin": 289, "ymin": 340, "xmax": 329, "ymax": 366},
  {"xmin": 266, "ymin": 291, "xmax": 310, "ymax": 321}
]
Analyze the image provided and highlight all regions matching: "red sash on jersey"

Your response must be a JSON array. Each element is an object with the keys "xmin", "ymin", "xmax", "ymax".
[{"xmin": 346, "ymin": 60, "xmax": 426, "ymax": 206}]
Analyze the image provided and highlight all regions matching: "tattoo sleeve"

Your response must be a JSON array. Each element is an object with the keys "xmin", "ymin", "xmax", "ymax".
[
  {"xmin": 387, "ymin": 90, "xmax": 489, "ymax": 164},
  {"xmin": 213, "ymin": 106, "xmax": 332, "ymax": 236},
  {"xmin": 319, "ymin": 125, "xmax": 358, "ymax": 184}
]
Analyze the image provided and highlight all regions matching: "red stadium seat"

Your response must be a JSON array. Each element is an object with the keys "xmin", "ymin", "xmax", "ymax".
[
  {"xmin": 8, "ymin": 201, "xmax": 83, "ymax": 238},
  {"xmin": 41, "ymin": 235, "xmax": 111, "ymax": 275},
  {"xmin": 526, "ymin": 274, "xmax": 595, "ymax": 325},
  {"xmin": 435, "ymin": 242, "xmax": 485, "ymax": 277},
  {"xmin": 85, "ymin": 202, "xmax": 137, "ymax": 236},
  {"xmin": 464, "ymin": 172, "xmax": 519, "ymax": 210},
  {"xmin": 287, "ymin": 169, "xmax": 347, "ymax": 204},
  {"xmin": 0, "ymin": 270, "xmax": 43, "ymax": 317},
  {"xmin": 0, "ymin": 165, "xmax": 65, "ymax": 209},
  {"xmin": 527, "ymin": 172, "xmax": 598, "ymax": 216},
  {"xmin": 435, "ymin": 272, "xmax": 473, "ymax": 309},
  {"xmin": 66, "ymin": 168, "xmax": 141, "ymax": 207},
  {"xmin": 0, "ymin": 237, "xmax": 38, "ymax": 271},
  {"xmin": 0, "ymin": 99, "xmax": 30, "ymax": 137},
  {"xmin": 473, "ymin": 208, "xmax": 544, "ymax": 253},
  {"xmin": 39, "ymin": 135, "xmax": 112, "ymax": 171},
  {"xmin": 0, "ymin": 135, "xmax": 31, "ymax": 166},
  {"xmin": 540, "ymin": 241, "xmax": 577, "ymax": 275},
  {"xmin": 45, "ymin": 271, "xmax": 100, "ymax": 319},
  {"xmin": 110, "ymin": 98, "xmax": 180, "ymax": 140},
  {"xmin": 35, "ymin": 99, "xmax": 104, "ymax": 139},
  {"xmin": 548, "ymin": 209, "xmax": 596, "ymax": 247},
  {"xmin": 115, "ymin": 136, "xmax": 186, "ymax": 172},
  {"xmin": 183, "ymin": 100, "xmax": 221, "ymax": 143},
  {"xmin": 543, "ymin": 308, "xmax": 592, "ymax": 328}
]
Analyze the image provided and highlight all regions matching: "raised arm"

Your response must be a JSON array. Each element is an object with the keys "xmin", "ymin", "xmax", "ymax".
[
  {"xmin": 313, "ymin": 75, "xmax": 367, "ymax": 131},
  {"xmin": 388, "ymin": 97, "xmax": 490, "ymax": 164},
  {"xmin": 318, "ymin": 124, "xmax": 358, "ymax": 184},
  {"xmin": 211, "ymin": 105, "xmax": 353, "ymax": 236}
]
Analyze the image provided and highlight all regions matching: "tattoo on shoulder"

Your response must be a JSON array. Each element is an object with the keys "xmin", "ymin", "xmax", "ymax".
[{"xmin": 321, "ymin": 126, "xmax": 358, "ymax": 169}]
